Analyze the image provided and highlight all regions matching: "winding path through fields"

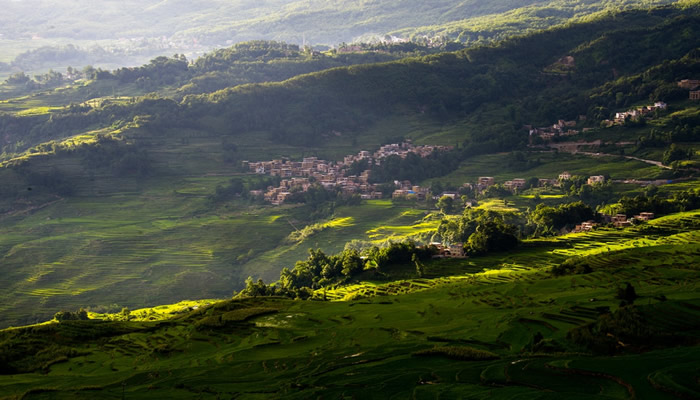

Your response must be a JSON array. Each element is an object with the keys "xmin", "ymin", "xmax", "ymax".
[
  {"xmin": 575, "ymin": 151, "xmax": 672, "ymax": 169},
  {"xmin": 541, "ymin": 141, "xmax": 672, "ymax": 169}
]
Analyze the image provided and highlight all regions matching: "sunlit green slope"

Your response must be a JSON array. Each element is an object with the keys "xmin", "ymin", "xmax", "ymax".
[{"xmin": 0, "ymin": 210, "xmax": 698, "ymax": 398}]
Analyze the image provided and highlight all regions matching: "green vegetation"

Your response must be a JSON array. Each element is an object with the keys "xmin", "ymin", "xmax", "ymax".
[
  {"xmin": 0, "ymin": 2, "xmax": 698, "ymax": 329},
  {"xmin": 0, "ymin": 208, "xmax": 697, "ymax": 398},
  {"xmin": 0, "ymin": 6, "xmax": 698, "ymax": 398}
]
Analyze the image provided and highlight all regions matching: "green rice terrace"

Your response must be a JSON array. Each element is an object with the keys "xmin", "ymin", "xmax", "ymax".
[{"xmin": 0, "ymin": 210, "xmax": 698, "ymax": 399}]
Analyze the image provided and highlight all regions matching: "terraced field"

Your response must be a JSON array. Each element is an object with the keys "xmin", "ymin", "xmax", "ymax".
[
  {"xmin": 1, "ymin": 215, "xmax": 698, "ymax": 398},
  {"xmin": 428, "ymin": 151, "xmax": 669, "ymax": 187},
  {"xmin": 0, "ymin": 185, "xmax": 441, "ymax": 328}
]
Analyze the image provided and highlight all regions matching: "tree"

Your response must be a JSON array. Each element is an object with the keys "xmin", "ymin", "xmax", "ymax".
[
  {"xmin": 437, "ymin": 195, "xmax": 454, "ymax": 214},
  {"xmin": 5, "ymin": 72, "xmax": 30, "ymax": 84},
  {"xmin": 413, "ymin": 253, "xmax": 425, "ymax": 278},
  {"xmin": 467, "ymin": 217, "xmax": 519, "ymax": 254},
  {"xmin": 530, "ymin": 201, "xmax": 594, "ymax": 233},
  {"xmin": 54, "ymin": 311, "xmax": 75, "ymax": 322},
  {"xmin": 241, "ymin": 277, "xmax": 271, "ymax": 297},
  {"xmin": 662, "ymin": 144, "xmax": 691, "ymax": 165},
  {"xmin": 616, "ymin": 283, "xmax": 638, "ymax": 304},
  {"xmin": 340, "ymin": 249, "xmax": 363, "ymax": 277}
]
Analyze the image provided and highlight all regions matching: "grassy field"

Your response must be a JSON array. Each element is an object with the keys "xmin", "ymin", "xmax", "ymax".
[{"xmin": 0, "ymin": 209, "xmax": 697, "ymax": 398}]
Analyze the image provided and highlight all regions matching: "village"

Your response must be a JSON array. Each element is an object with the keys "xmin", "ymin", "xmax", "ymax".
[
  {"xmin": 527, "ymin": 118, "xmax": 583, "ymax": 142},
  {"xmin": 603, "ymin": 101, "xmax": 668, "ymax": 126},
  {"xmin": 242, "ymin": 141, "xmax": 453, "ymax": 205},
  {"xmin": 243, "ymin": 140, "xmax": 657, "ymax": 230}
]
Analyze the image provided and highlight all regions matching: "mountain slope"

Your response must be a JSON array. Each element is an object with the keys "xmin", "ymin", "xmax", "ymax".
[
  {"xmin": 0, "ymin": 0, "xmax": 679, "ymax": 75},
  {"xmin": 0, "ymin": 2, "xmax": 698, "ymax": 328},
  {"xmin": 0, "ymin": 210, "xmax": 698, "ymax": 397}
]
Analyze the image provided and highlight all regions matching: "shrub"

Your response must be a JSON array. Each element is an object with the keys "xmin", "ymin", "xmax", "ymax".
[{"xmin": 552, "ymin": 258, "xmax": 593, "ymax": 276}]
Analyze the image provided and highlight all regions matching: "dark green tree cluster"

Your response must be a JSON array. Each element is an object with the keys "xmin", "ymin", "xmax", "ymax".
[
  {"xmin": 560, "ymin": 176, "xmax": 614, "ymax": 205},
  {"xmin": 639, "ymin": 124, "xmax": 700, "ymax": 149},
  {"xmin": 467, "ymin": 216, "xmax": 519, "ymax": 255},
  {"xmin": 530, "ymin": 201, "xmax": 595, "ymax": 236},
  {"xmin": 564, "ymin": 301, "xmax": 692, "ymax": 355},
  {"xmin": 5, "ymin": 72, "xmax": 31, "ymax": 85},
  {"xmin": 616, "ymin": 189, "xmax": 700, "ymax": 217},
  {"xmin": 437, "ymin": 209, "xmax": 520, "ymax": 254},
  {"xmin": 208, "ymin": 176, "xmax": 281, "ymax": 203},
  {"xmin": 239, "ymin": 242, "xmax": 434, "ymax": 299},
  {"xmin": 368, "ymin": 151, "xmax": 462, "ymax": 184},
  {"xmin": 481, "ymin": 184, "xmax": 511, "ymax": 199},
  {"xmin": 112, "ymin": 55, "xmax": 189, "ymax": 88},
  {"xmin": 551, "ymin": 257, "xmax": 593, "ymax": 276},
  {"xmin": 662, "ymin": 144, "xmax": 694, "ymax": 165},
  {"xmin": 54, "ymin": 308, "xmax": 89, "ymax": 322}
]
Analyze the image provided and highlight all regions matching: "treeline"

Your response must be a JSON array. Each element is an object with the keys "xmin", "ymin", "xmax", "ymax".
[
  {"xmin": 367, "ymin": 151, "xmax": 463, "ymax": 184},
  {"xmin": 614, "ymin": 189, "xmax": 700, "ymax": 217},
  {"xmin": 4, "ymin": 7, "xmax": 700, "ymax": 170},
  {"xmin": 436, "ymin": 209, "xmax": 521, "ymax": 252},
  {"xmin": 239, "ymin": 242, "xmax": 435, "ymax": 299},
  {"xmin": 589, "ymin": 48, "xmax": 700, "ymax": 117},
  {"xmin": 437, "ymin": 201, "xmax": 597, "ymax": 243},
  {"xmin": 0, "ymin": 96, "xmax": 182, "ymax": 158},
  {"xmin": 93, "ymin": 41, "xmax": 413, "ymax": 95}
]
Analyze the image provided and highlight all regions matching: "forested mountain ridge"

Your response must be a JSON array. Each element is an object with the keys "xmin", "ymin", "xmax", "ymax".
[
  {"xmin": 3, "ymin": 1, "xmax": 699, "ymax": 159},
  {"xmin": 0, "ymin": 0, "xmax": 678, "ymax": 76}
]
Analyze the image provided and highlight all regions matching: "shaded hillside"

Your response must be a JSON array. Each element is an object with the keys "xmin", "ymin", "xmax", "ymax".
[{"xmin": 3, "ymin": 3, "xmax": 700, "ymax": 159}]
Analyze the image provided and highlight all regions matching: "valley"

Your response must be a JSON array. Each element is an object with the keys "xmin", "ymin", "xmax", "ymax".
[{"xmin": 0, "ymin": 0, "xmax": 699, "ymax": 398}]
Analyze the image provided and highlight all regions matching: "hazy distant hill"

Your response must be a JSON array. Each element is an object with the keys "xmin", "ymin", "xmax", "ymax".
[{"xmin": 0, "ymin": 0, "xmax": 678, "ymax": 74}]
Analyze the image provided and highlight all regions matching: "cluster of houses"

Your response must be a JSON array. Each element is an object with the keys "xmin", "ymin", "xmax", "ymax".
[
  {"xmin": 603, "ymin": 101, "xmax": 667, "ymax": 126},
  {"xmin": 477, "ymin": 174, "xmax": 550, "ymax": 193},
  {"xmin": 343, "ymin": 142, "xmax": 452, "ymax": 166},
  {"xmin": 678, "ymin": 79, "xmax": 700, "ymax": 100},
  {"xmin": 527, "ymin": 119, "xmax": 582, "ymax": 142},
  {"xmin": 429, "ymin": 242, "xmax": 466, "ymax": 258},
  {"xmin": 391, "ymin": 182, "xmax": 431, "ymax": 201},
  {"xmin": 474, "ymin": 172, "xmax": 606, "ymax": 192},
  {"xmin": 572, "ymin": 212, "xmax": 655, "ymax": 233},
  {"xmin": 609, "ymin": 212, "xmax": 655, "ymax": 228},
  {"xmin": 528, "ymin": 82, "xmax": 695, "ymax": 139},
  {"xmin": 243, "ymin": 141, "xmax": 452, "ymax": 205},
  {"xmin": 476, "ymin": 175, "xmax": 533, "ymax": 192}
]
